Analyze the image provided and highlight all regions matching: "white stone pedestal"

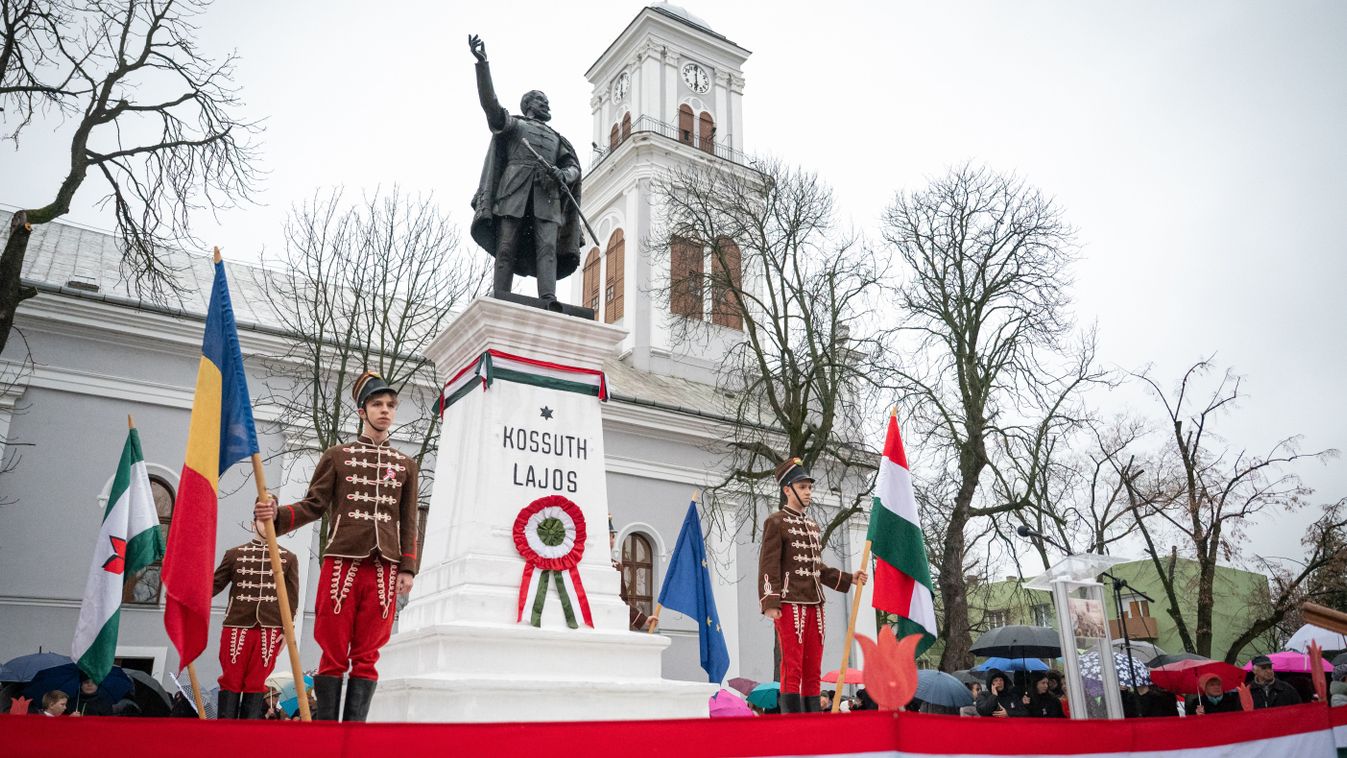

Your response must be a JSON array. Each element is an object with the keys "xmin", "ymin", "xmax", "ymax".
[{"xmin": 369, "ymin": 297, "xmax": 715, "ymax": 722}]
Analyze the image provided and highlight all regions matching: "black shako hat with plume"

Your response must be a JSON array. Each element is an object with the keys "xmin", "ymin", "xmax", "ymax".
[{"xmin": 352, "ymin": 370, "xmax": 397, "ymax": 409}]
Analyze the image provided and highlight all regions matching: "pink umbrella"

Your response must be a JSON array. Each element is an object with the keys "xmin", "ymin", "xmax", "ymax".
[
  {"xmin": 822, "ymin": 667, "xmax": 864, "ymax": 685},
  {"xmin": 708, "ymin": 689, "xmax": 754, "ymax": 718},
  {"xmin": 1243, "ymin": 651, "xmax": 1333, "ymax": 674}
]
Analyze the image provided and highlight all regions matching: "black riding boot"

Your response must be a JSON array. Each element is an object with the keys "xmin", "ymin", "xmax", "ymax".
[
  {"xmin": 779, "ymin": 693, "xmax": 804, "ymax": 714},
  {"xmin": 803, "ymin": 694, "xmax": 821, "ymax": 713},
  {"xmin": 216, "ymin": 690, "xmax": 241, "ymax": 720},
  {"xmin": 239, "ymin": 692, "xmax": 267, "ymax": 720},
  {"xmin": 312, "ymin": 675, "xmax": 343, "ymax": 721},
  {"xmin": 341, "ymin": 676, "xmax": 378, "ymax": 722}
]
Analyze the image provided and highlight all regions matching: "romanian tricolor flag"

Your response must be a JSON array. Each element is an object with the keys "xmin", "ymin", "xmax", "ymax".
[{"xmin": 161, "ymin": 251, "xmax": 260, "ymax": 669}]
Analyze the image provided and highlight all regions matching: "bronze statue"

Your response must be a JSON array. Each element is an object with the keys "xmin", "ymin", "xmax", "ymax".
[{"xmin": 469, "ymin": 35, "xmax": 584, "ymax": 312}]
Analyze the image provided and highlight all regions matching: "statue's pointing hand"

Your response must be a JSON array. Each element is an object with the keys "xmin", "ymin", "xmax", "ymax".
[{"xmin": 469, "ymin": 34, "xmax": 487, "ymax": 63}]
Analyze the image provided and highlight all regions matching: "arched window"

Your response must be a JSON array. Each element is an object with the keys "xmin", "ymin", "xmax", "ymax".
[
  {"xmin": 123, "ymin": 476, "xmax": 174, "ymax": 605},
  {"xmin": 604, "ymin": 230, "xmax": 625, "ymax": 324},
  {"xmin": 621, "ymin": 111, "xmax": 632, "ymax": 141},
  {"xmin": 710, "ymin": 237, "xmax": 742, "ymax": 330},
  {"xmin": 698, "ymin": 111, "xmax": 715, "ymax": 153},
  {"xmin": 609, "ymin": 123, "xmax": 620, "ymax": 151},
  {"xmin": 582, "ymin": 247, "xmax": 601, "ymax": 315},
  {"xmin": 670, "ymin": 236, "xmax": 704, "ymax": 319},
  {"xmin": 678, "ymin": 104, "xmax": 695, "ymax": 145},
  {"xmin": 621, "ymin": 532, "xmax": 655, "ymax": 629}
]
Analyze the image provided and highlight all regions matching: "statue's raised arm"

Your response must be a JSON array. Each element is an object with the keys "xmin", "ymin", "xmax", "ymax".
[{"xmin": 469, "ymin": 34, "xmax": 507, "ymax": 132}]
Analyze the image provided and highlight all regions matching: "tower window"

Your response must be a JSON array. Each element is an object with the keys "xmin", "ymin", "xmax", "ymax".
[
  {"xmin": 621, "ymin": 111, "xmax": 632, "ymax": 141},
  {"xmin": 609, "ymin": 124, "xmax": 620, "ymax": 151},
  {"xmin": 605, "ymin": 229, "xmax": 625, "ymax": 324},
  {"xmin": 710, "ymin": 237, "xmax": 742, "ymax": 330},
  {"xmin": 678, "ymin": 104, "xmax": 695, "ymax": 146},
  {"xmin": 582, "ymin": 247, "xmax": 601, "ymax": 314},
  {"xmin": 671, "ymin": 236, "xmax": 704, "ymax": 320},
  {"xmin": 698, "ymin": 112, "xmax": 715, "ymax": 153}
]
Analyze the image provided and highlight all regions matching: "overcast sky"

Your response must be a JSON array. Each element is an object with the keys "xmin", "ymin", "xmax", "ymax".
[{"xmin": 5, "ymin": 0, "xmax": 1345, "ymax": 566}]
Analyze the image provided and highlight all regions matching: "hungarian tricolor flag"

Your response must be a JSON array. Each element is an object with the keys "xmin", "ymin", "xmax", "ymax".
[
  {"xmin": 72, "ymin": 426, "xmax": 165, "ymax": 683},
  {"xmin": 868, "ymin": 412, "xmax": 938, "ymax": 653},
  {"xmin": 161, "ymin": 253, "xmax": 260, "ymax": 669}
]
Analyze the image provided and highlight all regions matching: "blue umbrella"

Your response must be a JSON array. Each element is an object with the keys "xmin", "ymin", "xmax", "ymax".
[
  {"xmin": 972, "ymin": 657, "xmax": 1049, "ymax": 673},
  {"xmin": 747, "ymin": 682, "xmax": 780, "ymax": 709},
  {"xmin": 0, "ymin": 663, "xmax": 20, "ymax": 682},
  {"xmin": 2, "ymin": 652, "xmax": 73, "ymax": 682},
  {"xmin": 915, "ymin": 669, "xmax": 975, "ymax": 708},
  {"xmin": 23, "ymin": 663, "xmax": 133, "ymax": 704}
]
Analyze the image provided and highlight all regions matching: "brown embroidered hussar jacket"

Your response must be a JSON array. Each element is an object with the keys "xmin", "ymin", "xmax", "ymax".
[
  {"xmin": 758, "ymin": 506, "xmax": 853, "ymax": 613},
  {"xmin": 212, "ymin": 539, "xmax": 300, "ymax": 628},
  {"xmin": 276, "ymin": 435, "xmax": 421, "ymax": 574}
]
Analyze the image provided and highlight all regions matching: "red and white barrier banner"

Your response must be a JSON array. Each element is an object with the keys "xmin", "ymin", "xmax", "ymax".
[{"xmin": 3, "ymin": 704, "xmax": 1343, "ymax": 757}]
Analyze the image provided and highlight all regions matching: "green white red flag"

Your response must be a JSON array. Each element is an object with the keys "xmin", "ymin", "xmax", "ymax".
[
  {"xmin": 867, "ymin": 412, "xmax": 938, "ymax": 654},
  {"xmin": 72, "ymin": 426, "xmax": 165, "ymax": 683}
]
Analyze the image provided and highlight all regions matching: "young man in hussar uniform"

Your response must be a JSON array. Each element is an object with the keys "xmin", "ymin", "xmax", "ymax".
[
  {"xmin": 211, "ymin": 520, "xmax": 300, "ymax": 719},
  {"xmin": 254, "ymin": 371, "xmax": 420, "ymax": 722},
  {"xmin": 758, "ymin": 457, "xmax": 866, "ymax": 713}
]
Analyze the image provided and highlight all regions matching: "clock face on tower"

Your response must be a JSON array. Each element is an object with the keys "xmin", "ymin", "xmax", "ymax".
[
  {"xmin": 612, "ymin": 71, "xmax": 630, "ymax": 101},
  {"xmin": 681, "ymin": 62, "xmax": 710, "ymax": 94}
]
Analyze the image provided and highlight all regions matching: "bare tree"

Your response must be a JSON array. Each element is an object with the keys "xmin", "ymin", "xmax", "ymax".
[
  {"xmin": 1115, "ymin": 359, "xmax": 1340, "ymax": 659},
  {"xmin": 256, "ymin": 187, "xmax": 486, "ymax": 549},
  {"xmin": 649, "ymin": 157, "xmax": 893, "ymax": 548},
  {"xmin": 0, "ymin": 0, "xmax": 260, "ymax": 356},
  {"xmin": 881, "ymin": 163, "xmax": 1104, "ymax": 670}
]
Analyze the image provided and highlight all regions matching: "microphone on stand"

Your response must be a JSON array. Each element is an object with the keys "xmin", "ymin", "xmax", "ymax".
[{"xmin": 1015, "ymin": 524, "xmax": 1070, "ymax": 554}]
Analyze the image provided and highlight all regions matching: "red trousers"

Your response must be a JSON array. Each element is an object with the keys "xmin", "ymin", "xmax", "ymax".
[
  {"xmin": 315, "ymin": 554, "xmax": 399, "ymax": 680},
  {"xmin": 217, "ymin": 625, "xmax": 285, "ymax": 693},
  {"xmin": 774, "ymin": 602, "xmax": 825, "ymax": 697}
]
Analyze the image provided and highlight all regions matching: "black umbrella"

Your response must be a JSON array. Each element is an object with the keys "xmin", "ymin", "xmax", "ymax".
[
  {"xmin": 970, "ymin": 625, "xmax": 1062, "ymax": 659},
  {"xmin": 1146, "ymin": 652, "xmax": 1209, "ymax": 669},
  {"xmin": 950, "ymin": 669, "xmax": 983, "ymax": 686},
  {"xmin": 124, "ymin": 669, "xmax": 172, "ymax": 717},
  {"xmin": 1333, "ymin": 651, "xmax": 1347, "ymax": 667},
  {"xmin": 2, "ymin": 652, "xmax": 73, "ymax": 682}
]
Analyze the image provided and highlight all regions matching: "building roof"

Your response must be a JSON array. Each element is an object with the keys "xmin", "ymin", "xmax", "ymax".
[{"xmin": 647, "ymin": 2, "xmax": 726, "ymax": 41}]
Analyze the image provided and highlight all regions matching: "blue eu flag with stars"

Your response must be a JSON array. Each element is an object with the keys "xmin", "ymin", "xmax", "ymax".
[{"xmin": 656, "ymin": 501, "xmax": 730, "ymax": 684}]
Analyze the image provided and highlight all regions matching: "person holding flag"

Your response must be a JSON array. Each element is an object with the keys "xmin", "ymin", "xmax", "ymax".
[
  {"xmin": 644, "ymin": 500, "xmax": 729, "ymax": 683},
  {"xmin": 254, "ymin": 371, "xmax": 421, "ymax": 722},
  {"xmin": 71, "ymin": 420, "xmax": 165, "ymax": 695},
  {"xmin": 758, "ymin": 457, "xmax": 866, "ymax": 713},
  {"xmin": 211, "ymin": 520, "xmax": 300, "ymax": 719}
]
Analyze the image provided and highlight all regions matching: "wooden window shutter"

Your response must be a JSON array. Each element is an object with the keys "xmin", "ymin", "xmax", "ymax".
[
  {"xmin": 621, "ymin": 112, "xmax": 632, "ymax": 141},
  {"xmin": 582, "ymin": 247, "xmax": 601, "ymax": 314},
  {"xmin": 678, "ymin": 105, "xmax": 695, "ymax": 146},
  {"xmin": 670, "ymin": 236, "xmax": 704, "ymax": 320},
  {"xmin": 605, "ymin": 229, "xmax": 625, "ymax": 324},
  {"xmin": 609, "ymin": 124, "xmax": 620, "ymax": 151},
  {"xmin": 698, "ymin": 112, "xmax": 715, "ymax": 153},
  {"xmin": 710, "ymin": 237, "xmax": 742, "ymax": 329}
]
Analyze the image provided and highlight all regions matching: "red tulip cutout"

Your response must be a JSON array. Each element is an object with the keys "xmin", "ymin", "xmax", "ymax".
[
  {"xmin": 856, "ymin": 625, "xmax": 921, "ymax": 710},
  {"xmin": 1309, "ymin": 641, "xmax": 1327, "ymax": 703},
  {"xmin": 1236, "ymin": 683, "xmax": 1254, "ymax": 711},
  {"xmin": 8, "ymin": 695, "xmax": 30, "ymax": 715}
]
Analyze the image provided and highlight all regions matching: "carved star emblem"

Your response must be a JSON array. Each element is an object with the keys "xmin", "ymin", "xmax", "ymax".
[
  {"xmin": 540, "ymin": 406, "xmax": 554, "ymax": 420},
  {"xmin": 102, "ymin": 536, "xmax": 127, "ymax": 575}
]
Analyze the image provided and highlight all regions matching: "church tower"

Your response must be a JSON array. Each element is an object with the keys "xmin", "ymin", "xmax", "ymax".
[{"xmin": 573, "ymin": 3, "xmax": 750, "ymax": 382}]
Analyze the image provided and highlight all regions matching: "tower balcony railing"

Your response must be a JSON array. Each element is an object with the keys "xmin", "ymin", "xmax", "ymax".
[{"xmin": 589, "ymin": 114, "xmax": 751, "ymax": 171}]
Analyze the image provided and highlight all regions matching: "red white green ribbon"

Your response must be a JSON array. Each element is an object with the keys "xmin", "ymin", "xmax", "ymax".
[
  {"xmin": 512, "ymin": 495, "xmax": 593, "ymax": 629},
  {"xmin": 439, "ymin": 349, "xmax": 608, "ymax": 415}
]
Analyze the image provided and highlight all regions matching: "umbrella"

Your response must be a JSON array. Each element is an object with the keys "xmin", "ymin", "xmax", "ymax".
[
  {"xmin": 747, "ymin": 682, "xmax": 780, "ymax": 710},
  {"xmin": 972, "ymin": 657, "xmax": 1048, "ymax": 673},
  {"xmin": 23, "ymin": 662, "xmax": 133, "ymax": 704},
  {"xmin": 950, "ymin": 670, "xmax": 983, "ymax": 686},
  {"xmin": 123, "ymin": 669, "xmax": 172, "ymax": 717},
  {"xmin": 1286, "ymin": 625, "xmax": 1347, "ymax": 653},
  {"xmin": 1147, "ymin": 652, "xmax": 1208, "ymax": 668},
  {"xmin": 822, "ymin": 667, "xmax": 863, "ymax": 685},
  {"xmin": 1080, "ymin": 651, "xmax": 1151, "ymax": 689},
  {"xmin": 1334, "ymin": 652, "xmax": 1347, "ymax": 667},
  {"xmin": 709, "ymin": 689, "xmax": 754, "ymax": 717},
  {"xmin": 2, "ymin": 652, "xmax": 73, "ymax": 682},
  {"xmin": 0, "ymin": 663, "xmax": 19, "ymax": 682},
  {"xmin": 727, "ymin": 677, "xmax": 759, "ymax": 697},
  {"xmin": 1242, "ymin": 651, "xmax": 1333, "ymax": 674},
  {"xmin": 1112, "ymin": 639, "xmax": 1166, "ymax": 660},
  {"xmin": 915, "ymin": 669, "xmax": 975, "ymax": 708},
  {"xmin": 1149, "ymin": 659, "xmax": 1245, "ymax": 695},
  {"xmin": 970, "ymin": 625, "xmax": 1061, "ymax": 659}
]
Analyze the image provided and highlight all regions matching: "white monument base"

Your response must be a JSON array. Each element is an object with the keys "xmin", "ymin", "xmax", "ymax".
[{"xmin": 368, "ymin": 298, "xmax": 717, "ymax": 722}]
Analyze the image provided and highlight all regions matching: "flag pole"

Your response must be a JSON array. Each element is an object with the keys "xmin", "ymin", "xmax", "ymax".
[
  {"xmin": 831, "ymin": 539, "xmax": 872, "ymax": 713},
  {"xmin": 251, "ymin": 453, "xmax": 311, "ymax": 721}
]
